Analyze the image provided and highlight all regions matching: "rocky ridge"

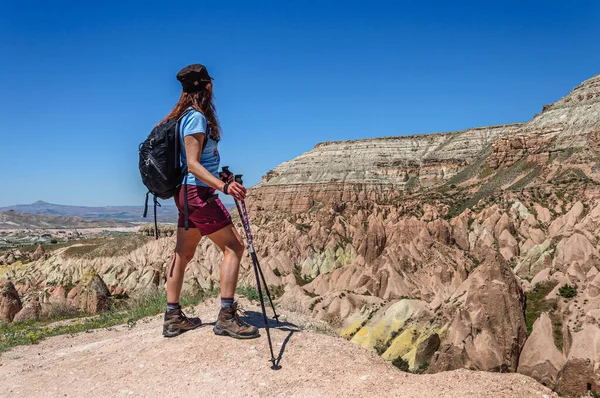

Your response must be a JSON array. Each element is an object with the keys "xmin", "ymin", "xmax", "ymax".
[
  {"xmin": 252, "ymin": 123, "xmax": 524, "ymax": 212},
  {"xmin": 488, "ymin": 73, "xmax": 600, "ymax": 169}
]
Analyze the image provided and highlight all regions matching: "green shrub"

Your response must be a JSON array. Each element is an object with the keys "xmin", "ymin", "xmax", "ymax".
[
  {"xmin": 292, "ymin": 266, "xmax": 314, "ymax": 286},
  {"xmin": 308, "ymin": 297, "xmax": 323, "ymax": 311},
  {"xmin": 524, "ymin": 281, "xmax": 564, "ymax": 350},
  {"xmin": 525, "ymin": 281, "xmax": 558, "ymax": 335},
  {"xmin": 236, "ymin": 284, "xmax": 284, "ymax": 302},
  {"xmin": 558, "ymin": 284, "xmax": 577, "ymax": 298},
  {"xmin": 392, "ymin": 357, "xmax": 409, "ymax": 372},
  {"xmin": 236, "ymin": 285, "xmax": 261, "ymax": 301},
  {"xmin": 374, "ymin": 340, "xmax": 388, "ymax": 355}
]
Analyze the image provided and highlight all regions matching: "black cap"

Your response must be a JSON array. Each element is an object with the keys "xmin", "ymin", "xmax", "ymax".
[{"xmin": 176, "ymin": 64, "xmax": 213, "ymax": 93}]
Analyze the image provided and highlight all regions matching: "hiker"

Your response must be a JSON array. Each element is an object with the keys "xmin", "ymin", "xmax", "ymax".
[{"xmin": 160, "ymin": 64, "xmax": 259, "ymax": 339}]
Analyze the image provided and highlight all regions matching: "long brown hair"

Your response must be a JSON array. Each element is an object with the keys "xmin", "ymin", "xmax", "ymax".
[{"xmin": 159, "ymin": 84, "xmax": 220, "ymax": 140}]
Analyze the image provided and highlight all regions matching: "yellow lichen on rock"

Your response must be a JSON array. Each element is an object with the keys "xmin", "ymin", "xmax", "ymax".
[
  {"xmin": 0, "ymin": 261, "xmax": 26, "ymax": 277},
  {"xmin": 80, "ymin": 267, "xmax": 98, "ymax": 286},
  {"xmin": 300, "ymin": 245, "xmax": 357, "ymax": 278},
  {"xmin": 382, "ymin": 323, "xmax": 447, "ymax": 365},
  {"xmin": 381, "ymin": 327, "xmax": 416, "ymax": 360},
  {"xmin": 350, "ymin": 299, "xmax": 432, "ymax": 354},
  {"xmin": 339, "ymin": 316, "xmax": 367, "ymax": 339}
]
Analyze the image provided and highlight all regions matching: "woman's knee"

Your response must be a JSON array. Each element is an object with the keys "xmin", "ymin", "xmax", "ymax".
[
  {"xmin": 234, "ymin": 239, "xmax": 245, "ymax": 259},
  {"xmin": 176, "ymin": 248, "xmax": 196, "ymax": 265},
  {"xmin": 224, "ymin": 239, "xmax": 244, "ymax": 260},
  {"xmin": 174, "ymin": 227, "xmax": 201, "ymax": 266}
]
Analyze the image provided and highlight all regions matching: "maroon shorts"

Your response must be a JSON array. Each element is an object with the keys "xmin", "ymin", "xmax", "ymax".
[{"xmin": 174, "ymin": 185, "xmax": 232, "ymax": 235}]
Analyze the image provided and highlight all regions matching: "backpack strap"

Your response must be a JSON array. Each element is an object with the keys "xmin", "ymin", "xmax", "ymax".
[
  {"xmin": 183, "ymin": 182, "xmax": 189, "ymax": 231},
  {"xmin": 175, "ymin": 108, "xmax": 195, "ymax": 172},
  {"xmin": 178, "ymin": 109, "xmax": 209, "ymax": 232},
  {"xmin": 153, "ymin": 195, "xmax": 161, "ymax": 239},
  {"xmin": 143, "ymin": 193, "xmax": 162, "ymax": 240},
  {"xmin": 143, "ymin": 191, "xmax": 150, "ymax": 218},
  {"xmin": 176, "ymin": 109, "xmax": 194, "ymax": 232},
  {"xmin": 143, "ymin": 191, "xmax": 160, "ymax": 239}
]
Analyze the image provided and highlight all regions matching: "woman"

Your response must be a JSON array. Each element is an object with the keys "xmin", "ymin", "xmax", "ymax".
[{"xmin": 160, "ymin": 64, "xmax": 259, "ymax": 339}]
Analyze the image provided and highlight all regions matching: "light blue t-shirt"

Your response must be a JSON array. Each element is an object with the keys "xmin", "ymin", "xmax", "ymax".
[{"xmin": 179, "ymin": 109, "xmax": 220, "ymax": 187}]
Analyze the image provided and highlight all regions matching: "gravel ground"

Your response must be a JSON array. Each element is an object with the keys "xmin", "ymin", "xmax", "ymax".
[{"xmin": 0, "ymin": 298, "xmax": 557, "ymax": 398}]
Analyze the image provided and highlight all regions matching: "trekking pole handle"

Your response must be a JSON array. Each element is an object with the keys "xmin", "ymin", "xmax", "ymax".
[
  {"xmin": 221, "ymin": 166, "xmax": 232, "ymax": 182},
  {"xmin": 235, "ymin": 174, "xmax": 243, "ymax": 185}
]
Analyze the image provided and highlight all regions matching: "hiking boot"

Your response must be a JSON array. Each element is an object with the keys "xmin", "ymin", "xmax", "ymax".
[
  {"xmin": 213, "ymin": 302, "xmax": 259, "ymax": 339},
  {"xmin": 162, "ymin": 307, "xmax": 202, "ymax": 338}
]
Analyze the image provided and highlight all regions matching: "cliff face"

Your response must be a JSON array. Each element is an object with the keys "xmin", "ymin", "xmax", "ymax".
[
  {"xmin": 488, "ymin": 73, "xmax": 600, "ymax": 169},
  {"xmin": 251, "ymin": 124, "xmax": 524, "ymax": 212},
  {"xmin": 261, "ymin": 123, "xmax": 523, "ymax": 186}
]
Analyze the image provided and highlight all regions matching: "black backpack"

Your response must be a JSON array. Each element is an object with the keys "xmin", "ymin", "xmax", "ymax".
[{"xmin": 139, "ymin": 109, "xmax": 202, "ymax": 238}]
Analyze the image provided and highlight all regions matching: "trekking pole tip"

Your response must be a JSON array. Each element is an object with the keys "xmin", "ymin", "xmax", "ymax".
[{"xmin": 270, "ymin": 358, "xmax": 281, "ymax": 370}]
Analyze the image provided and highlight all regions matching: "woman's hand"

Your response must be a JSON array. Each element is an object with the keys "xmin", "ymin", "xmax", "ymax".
[
  {"xmin": 226, "ymin": 181, "xmax": 246, "ymax": 201},
  {"xmin": 219, "ymin": 171, "xmax": 234, "ymax": 183}
]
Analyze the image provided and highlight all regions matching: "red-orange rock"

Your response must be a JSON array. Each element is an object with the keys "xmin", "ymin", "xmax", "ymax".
[
  {"xmin": 13, "ymin": 300, "xmax": 42, "ymax": 323},
  {"xmin": 0, "ymin": 281, "xmax": 22, "ymax": 322},
  {"xmin": 49, "ymin": 285, "xmax": 67, "ymax": 304},
  {"xmin": 75, "ymin": 272, "xmax": 111, "ymax": 314}
]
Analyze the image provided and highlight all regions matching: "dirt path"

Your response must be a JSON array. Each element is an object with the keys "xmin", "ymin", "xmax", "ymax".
[{"xmin": 0, "ymin": 298, "xmax": 556, "ymax": 398}]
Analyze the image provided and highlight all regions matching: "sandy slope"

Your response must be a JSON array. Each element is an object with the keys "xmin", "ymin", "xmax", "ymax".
[{"xmin": 0, "ymin": 299, "xmax": 556, "ymax": 398}]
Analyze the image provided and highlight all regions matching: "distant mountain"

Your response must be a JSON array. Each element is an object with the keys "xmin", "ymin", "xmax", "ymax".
[
  {"xmin": 0, "ymin": 210, "xmax": 133, "ymax": 229},
  {"xmin": 0, "ymin": 200, "xmax": 178, "ymax": 223},
  {"xmin": 0, "ymin": 199, "xmax": 236, "ymax": 223}
]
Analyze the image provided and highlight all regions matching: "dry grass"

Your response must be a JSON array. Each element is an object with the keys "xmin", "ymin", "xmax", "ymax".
[
  {"xmin": 1, "ymin": 289, "xmax": 217, "ymax": 352},
  {"xmin": 62, "ymin": 235, "xmax": 152, "ymax": 259}
]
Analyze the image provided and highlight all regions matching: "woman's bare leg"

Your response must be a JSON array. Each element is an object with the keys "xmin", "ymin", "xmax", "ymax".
[
  {"xmin": 207, "ymin": 224, "xmax": 244, "ymax": 297},
  {"xmin": 208, "ymin": 224, "xmax": 258, "ymax": 338},
  {"xmin": 166, "ymin": 227, "xmax": 202, "ymax": 303}
]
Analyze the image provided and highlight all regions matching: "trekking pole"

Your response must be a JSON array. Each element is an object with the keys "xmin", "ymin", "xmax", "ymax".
[
  {"xmin": 221, "ymin": 167, "xmax": 280, "ymax": 369},
  {"xmin": 222, "ymin": 167, "xmax": 279, "ymax": 321},
  {"xmin": 234, "ymin": 185, "xmax": 280, "ymax": 323}
]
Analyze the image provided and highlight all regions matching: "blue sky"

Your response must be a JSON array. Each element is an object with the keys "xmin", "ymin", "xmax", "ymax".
[{"xmin": 0, "ymin": 0, "xmax": 598, "ymax": 206}]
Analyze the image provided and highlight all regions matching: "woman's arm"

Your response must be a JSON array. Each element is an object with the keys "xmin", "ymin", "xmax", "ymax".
[{"xmin": 184, "ymin": 133, "xmax": 246, "ymax": 200}]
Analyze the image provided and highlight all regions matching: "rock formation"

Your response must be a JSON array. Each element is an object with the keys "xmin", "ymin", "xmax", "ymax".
[
  {"xmin": 31, "ymin": 245, "xmax": 45, "ymax": 261},
  {"xmin": 70, "ymin": 269, "xmax": 111, "ymax": 314},
  {"xmin": 0, "ymin": 280, "xmax": 22, "ymax": 322},
  {"xmin": 429, "ymin": 254, "xmax": 527, "ymax": 373},
  {"xmin": 555, "ymin": 358, "xmax": 599, "ymax": 397},
  {"xmin": 13, "ymin": 299, "xmax": 41, "ymax": 323},
  {"xmin": 518, "ymin": 313, "xmax": 567, "ymax": 388}
]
